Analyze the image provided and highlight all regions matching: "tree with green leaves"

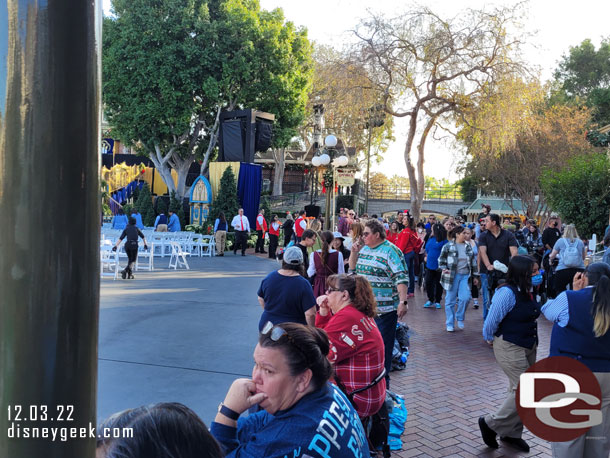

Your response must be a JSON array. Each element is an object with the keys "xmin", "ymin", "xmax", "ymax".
[
  {"xmin": 541, "ymin": 153, "xmax": 610, "ymax": 238},
  {"xmin": 209, "ymin": 166, "xmax": 240, "ymax": 227},
  {"xmin": 554, "ymin": 38, "xmax": 610, "ymax": 126},
  {"xmin": 135, "ymin": 183, "xmax": 156, "ymax": 226},
  {"xmin": 103, "ymin": 0, "xmax": 313, "ymax": 200},
  {"xmin": 352, "ymin": 4, "xmax": 527, "ymax": 222},
  {"xmin": 458, "ymin": 78, "xmax": 592, "ymax": 220}
]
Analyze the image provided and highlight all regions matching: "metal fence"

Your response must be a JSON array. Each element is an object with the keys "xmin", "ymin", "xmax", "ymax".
[{"xmin": 364, "ymin": 185, "xmax": 463, "ymax": 202}]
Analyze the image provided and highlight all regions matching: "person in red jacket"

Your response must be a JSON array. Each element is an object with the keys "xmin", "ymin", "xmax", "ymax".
[
  {"xmin": 255, "ymin": 209, "xmax": 268, "ymax": 254},
  {"xmin": 316, "ymin": 273, "xmax": 386, "ymax": 418},
  {"xmin": 268, "ymin": 215, "xmax": 281, "ymax": 259},
  {"xmin": 294, "ymin": 210, "xmax": 307, "ymax": 242},
  {"xmin": 396, "ymin": 215, "xmax": 422, "ymax": 297}
]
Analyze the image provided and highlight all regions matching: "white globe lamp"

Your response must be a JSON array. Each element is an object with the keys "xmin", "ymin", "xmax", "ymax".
[
  {"xmin": 337, "ymin": 155, "xmax": 349, "ymax": 167},
  {"xmin": 324, "ymin": 135, "xmax": 338, "ymax": 148},
  {"xmin": 312, "ymin": 156, "xmax": 321, "ymax": 167},
  {"xmin": 319, "ymin": 153, "xmax": 331, "ymax": 165}
]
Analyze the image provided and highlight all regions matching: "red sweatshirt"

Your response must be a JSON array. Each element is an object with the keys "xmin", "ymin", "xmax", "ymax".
[
  {"xmin": 396, "ymin": 227, "xmax": 421, "ymax": 254},
  {"xmin": 316, "ymin": 305, "xmax": 386, "ymax": 417}
]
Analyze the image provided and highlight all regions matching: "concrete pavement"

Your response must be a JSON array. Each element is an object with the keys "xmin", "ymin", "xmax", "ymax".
[{"xmin": 98, "ymin": 251, "xmax": 276, "ymax": 426}]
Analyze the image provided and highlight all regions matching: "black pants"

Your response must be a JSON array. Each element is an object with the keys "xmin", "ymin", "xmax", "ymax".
[
  {"xmin": 234, "ymin": 231, "xmax": 248, "ymax": 254},
  {"xmin": 269, "ymin": 234, "xmax": 278, "ymax": 258},
  {"xmin": 124, "ymin": 242, "xmax": 138, "ymax": 273},
  {"xmin": 256, "ymin": 230, "xmax": 265, "ymax": 252},
  {"xmin": 425, "ymin": 269, "xmax": 443, "ymax": 303},
  {"xmin": 553, "ymin": 267, "xmax": 584, "ymax": 295},
  {"xmin": 283, "ymin": 231, "xmax": 293, "ymax": 247}
]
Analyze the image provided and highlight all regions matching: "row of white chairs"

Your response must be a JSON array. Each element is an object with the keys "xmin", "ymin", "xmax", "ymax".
[
  {"xmin": 100, "ymin": 239, "xmax": 193, "ymax": 279},
  {"xmin": 100, "ymin": 229, "xmax": 216, "ymax": 258}
]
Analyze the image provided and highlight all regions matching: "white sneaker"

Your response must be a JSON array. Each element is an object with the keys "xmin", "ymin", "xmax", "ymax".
[
  {"xmin": 446, "ymin": 326, "xmax": 455, "ymax": 332},
  {"xmin": 457, "ymin": 321, "xmax": 465, "ymax": 330}
]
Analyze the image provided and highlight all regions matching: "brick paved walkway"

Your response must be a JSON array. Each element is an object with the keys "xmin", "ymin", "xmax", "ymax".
[{"xmin": 390, "ymin": 284, "xmax": 553, "ymax": 457}]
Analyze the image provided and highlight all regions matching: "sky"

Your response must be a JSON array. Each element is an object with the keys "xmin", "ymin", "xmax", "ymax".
[{"xmin": 103, "ymin": 0, "xmax": 610, "ymax": 180}]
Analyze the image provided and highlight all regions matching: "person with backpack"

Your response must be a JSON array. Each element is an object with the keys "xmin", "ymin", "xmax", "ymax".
[
  {"xmin": 549, "ymin": 224, "xmax": 586, "ymax": 295},
  {"xmin": 307, "ymin": 231, "xmax": 344, "ymax": 297}
]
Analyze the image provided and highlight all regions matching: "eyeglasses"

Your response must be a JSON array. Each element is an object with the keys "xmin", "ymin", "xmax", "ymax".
[
  {"xmin": 363, "ymin": 231, "xmax": 372, "ymax": 237},
  {"xmin": 326, "ymin": 286, "xmax": 341, "ymax": 293},
  {"xmin": 261, "ymin": 321, "xmax": 310, "ymax": 365},
  {"xmin": 348, "ymin": 213, "xmax": 355, "ymax": 216}
]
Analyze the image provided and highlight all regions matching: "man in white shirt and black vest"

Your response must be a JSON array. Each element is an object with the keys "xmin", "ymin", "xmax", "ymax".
[{"xmin": 231, "ymin": 208, "xmax": 251, "ymax": 256}]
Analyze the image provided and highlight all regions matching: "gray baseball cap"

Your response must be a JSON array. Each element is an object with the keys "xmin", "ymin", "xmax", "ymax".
[{"xmin": 283, "ymin": 246, "xmax": 304, "ymax": 265}]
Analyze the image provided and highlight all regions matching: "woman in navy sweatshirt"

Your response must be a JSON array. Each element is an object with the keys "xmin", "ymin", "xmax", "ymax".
[{"xmin": 210, "ymin": 322, "xmax": 368, "ymax": 457}]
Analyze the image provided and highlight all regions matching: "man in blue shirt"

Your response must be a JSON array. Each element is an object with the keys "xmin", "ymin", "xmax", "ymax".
[{"xmin": 167, "ymin": 210, "xmax": 181, "ymax": 232}]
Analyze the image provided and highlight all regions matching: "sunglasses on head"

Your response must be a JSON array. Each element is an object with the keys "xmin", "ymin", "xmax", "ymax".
[{"xmin": 261, "ymin": 322, "xmax": 310, "ymax": 364}]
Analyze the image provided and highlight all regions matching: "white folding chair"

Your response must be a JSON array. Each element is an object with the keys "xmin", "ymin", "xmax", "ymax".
[
  {"xmin": 100, "ymin": 246, "xmax": 120, "ymax": 280},
  {"xmin": 135, "ymin": 242, "xmax": 154, "ymax": 271},
  {"xmin": 168, "ymin": 241, "xmax": 190, "ymax": 270}
]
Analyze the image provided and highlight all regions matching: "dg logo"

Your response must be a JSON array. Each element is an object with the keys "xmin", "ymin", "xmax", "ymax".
[{"xmin": 516, "ymin": 356, "xmax": 603, "ymax": 441}]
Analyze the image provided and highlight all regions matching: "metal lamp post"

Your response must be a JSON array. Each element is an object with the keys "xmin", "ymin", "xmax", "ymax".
[
  {"xmin": 365, "ymin": 104, "xmax": 385, "ymax": 213},
  {"xmin": 312, "ymin": 135, "xmax": 348, "ymax": 230}
]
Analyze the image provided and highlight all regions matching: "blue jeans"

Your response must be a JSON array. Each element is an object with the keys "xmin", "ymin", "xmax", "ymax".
[
  {"xmin": 375, "ymin": 310, "xmax": 397, "ymax": 387},
  {"xmin": 445, "ymin": 273, "xmax": 471, "ymax": 328},
  {"xmin": 480, "ymin": 273, "xmax": 490, "ymax": 319},
  {"xmin": 404, "ymin": 251, "xmax": 415, "ymax": 294}
]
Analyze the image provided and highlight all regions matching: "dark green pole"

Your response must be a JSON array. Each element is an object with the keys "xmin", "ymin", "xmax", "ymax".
[{"xmin": 0, "ymin": 0, "xmax": 101, "ymax": 457}]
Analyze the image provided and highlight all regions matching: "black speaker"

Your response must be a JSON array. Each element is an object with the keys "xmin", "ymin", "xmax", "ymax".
[
  {"xmin": 305, "ymin": 205, "xmax": 320, "ymax": 218},
  {"xmin": 255, "ymin": 120, "xmax": 273, "ymax": 152}
]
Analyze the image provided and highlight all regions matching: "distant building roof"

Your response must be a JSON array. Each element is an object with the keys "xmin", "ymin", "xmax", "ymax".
[{"xmin": 464, "ymin": 196, "xmax": 540, "ymax": 215}]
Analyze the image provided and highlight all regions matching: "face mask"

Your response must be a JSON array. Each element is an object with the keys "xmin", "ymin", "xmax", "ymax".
[
  {"xmin": 418, "ymin": 229, "xmax": 423, "ymax": 233},
  {"xmin": 531, "ymin": 273, "xmax": 543, "ymax": 286}
]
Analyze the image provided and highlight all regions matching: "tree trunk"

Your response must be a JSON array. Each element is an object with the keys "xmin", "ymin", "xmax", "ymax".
[
  {"xmin": 174, "ymin": 157, "xmax": 192, "ymax": 201},
  {"xmin": 403, "ymin": 111, "xmax": 419, "ymax": 218},
  {"xmin": 148, "ymin": 145, "xmax": 177, "ymax": 197},
  {"xmin": 272, "ymin": 148, "xmax": 286, "ymax": 196}
]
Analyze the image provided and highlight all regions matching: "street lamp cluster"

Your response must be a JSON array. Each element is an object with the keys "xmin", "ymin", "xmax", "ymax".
[{"xmin": 312, "ymin": 134, "xmax": 350, "ymax": 230}]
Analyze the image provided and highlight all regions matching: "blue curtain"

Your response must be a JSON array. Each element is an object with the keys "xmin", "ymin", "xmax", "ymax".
[{"xmin": 237, "ymin": 163, "xmax": 262, "ymax": 229}]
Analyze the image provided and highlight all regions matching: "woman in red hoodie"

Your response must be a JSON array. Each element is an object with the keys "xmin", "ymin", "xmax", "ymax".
[
  {"xmin": 316, "ymin": 274, "xmax": 386, "ymax": 418},
  {"xmin": 396, "ymin": 215, "xmax": 423, "ymax": 297}
]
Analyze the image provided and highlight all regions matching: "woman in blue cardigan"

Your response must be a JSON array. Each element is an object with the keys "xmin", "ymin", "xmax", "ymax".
[
  {"xmin": 541, "ymin": 262, "xmax": 610, "ymax": 458},
  {"xmin": 479, "ymin": 255, "xmax": 541, "ymax": 453}
]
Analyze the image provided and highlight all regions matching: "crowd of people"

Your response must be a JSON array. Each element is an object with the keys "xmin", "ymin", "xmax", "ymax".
[{"xmin": 97, "ymin": 204, "xmax": 610, "ymax": 458}]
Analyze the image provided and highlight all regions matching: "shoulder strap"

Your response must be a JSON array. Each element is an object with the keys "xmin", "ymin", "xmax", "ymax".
[{"xmin": 334, "ymin": 368, "xmax": 386, "ymax": 406}]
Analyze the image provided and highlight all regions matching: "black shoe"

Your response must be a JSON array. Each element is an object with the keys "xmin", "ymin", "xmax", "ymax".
[
  {"xmin": 473, "ymin": 304, "xmax": 479, "ymax": 309},
  {"xmin": 478, "ymin": 417, "xmax": 498, "ymax": 449},
  {"xmin": 260, "ymin": 251, "xmax": 267, "ymax": 254},
  {"xmin": 500, "ymin": 436, "xmax": 529, "ymax": 452},
  {"xmin": 121, "ymin": 270, "xmax": 127, "ymax": 280},
  {"xmin": 128, "ymin": 274, "xmax": 135, "ymax": 279}
]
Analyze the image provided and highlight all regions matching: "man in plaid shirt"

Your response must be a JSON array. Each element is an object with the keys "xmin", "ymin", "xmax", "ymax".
[{"xmin": 349, "ymin": 219, "xmax": 409, "ymax": 387}]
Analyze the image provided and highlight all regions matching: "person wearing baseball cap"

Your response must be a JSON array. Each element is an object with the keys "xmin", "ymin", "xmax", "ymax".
[
  {"xmin": 332, "ymin": 231, "xmax": 350, "ymax": 272},
  {"xmin": 256, "ymin": 246, "xmax": 316, "ymax": 331}
]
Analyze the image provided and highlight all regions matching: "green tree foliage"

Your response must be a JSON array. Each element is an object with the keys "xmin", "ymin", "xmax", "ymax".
[
  {"xmin": 103, "ymin": 0, "xmax": 313, "ymax": 200},
  {"xmin": 458, "ymin": 78, "xmax": 592, "ymax": 219},
  {"xmin": 455, "ymin": 176, "xmax": 480, "ymax": 203},
  {"xmin": 259, "ymin": 196, "xmax": 272, "ymax": 220},
  {"xmin": 209, "ymin": 166, "xmax": 240, "ymax": 227},
  {"xmin": 554, "ymin": 38, "xmax": 610, "ymax": 125},
  {"xmin": 541, "ymin": 153, "xmax": 610, "ymax": 238},
  {"xmin": 169, "ymin": 191, "xmax": 186, "ymax": 229},
  {"xmin": 135, "ymin": 183, "xmax": 156, "ymax": 226}
]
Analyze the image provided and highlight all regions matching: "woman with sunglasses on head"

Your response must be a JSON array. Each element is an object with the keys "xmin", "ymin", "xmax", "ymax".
[
  {"xmin": 541, "ymin": 262, "xmax": 610, "ymax": 458},
  {"xmin": 315, "ymin": 274, "xmax": 386, "ymax": 418},
  {"xmin": 479, "ymin": 256, "xmax": 541, "ymax": 453},
  {"xmin": 210, "ymin": 322, "xmax": 368, "ymax": 458}
]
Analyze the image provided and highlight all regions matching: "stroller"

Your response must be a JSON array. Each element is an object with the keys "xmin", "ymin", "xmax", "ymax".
[{"xmin": 540, "ymin": 249, "xmax": 558, "ymax": 302}]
